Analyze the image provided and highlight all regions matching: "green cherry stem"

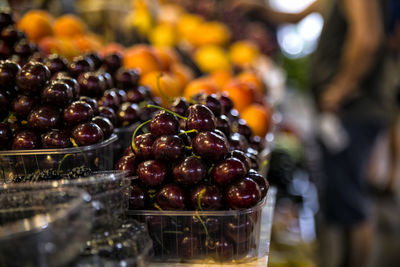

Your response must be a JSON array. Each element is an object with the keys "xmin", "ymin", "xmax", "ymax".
[
  {"xmin": 146, "ymin": 104, "xmax": 188, "ymax": 120},
  {"xmin": 131, "ymin": 119, "xmax": 152, "ymax": 153},
  {"xmin": 178, "ymin": 129, "xmax": 198, "ymax": 136},
  {"xmin": 156, "ymin": 73, "xmax": 174, "ymax": 104}
]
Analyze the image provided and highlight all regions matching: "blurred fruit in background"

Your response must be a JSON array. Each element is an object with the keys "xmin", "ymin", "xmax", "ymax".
[
  {"xmin": 241, "ymin": 104, "xmax": 271, "ymax": 137},
  {"xmin": 149, "ymin": 23, "xmax": 177, "ymax": 47},
  {"xmin": 183, "ymin": 77, "xmax": 218, "ymax": 100},
  {"xmin": 229, "ymin": 40, "xmax": 259, "ymax": 68},
  {"xmin": 222, "ymin": 80, "xmax": 254, "ymax": 112},
  {"xmin": 18, "ymin": 10, "xmax": 53, "ymax": 42},
  {"xmin": 140, "ymin": 71, "xmax": 181, "ymax": 104},
  {"xmin": 53, "ymin": 14, "xmax": 86, "ymax": 38},
  {"xmin": 123, "ymin": 45, "xmax": 161, "ymax": 74},
  {"xmin": 194, "ymin": 45, "xmax": 230, "ymax": 73}
]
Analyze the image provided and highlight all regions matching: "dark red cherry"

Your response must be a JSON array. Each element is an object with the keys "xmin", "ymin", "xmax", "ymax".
[
  {"xmin": 41, "ymin": 130, "xmax": 71, "ymax": 149},
  {"xmin": 44, "ymin": 54, "xmax": 68, "ymax": 74},
  {"xmin": 41, "ymin": 80, "xmax": 74, "ymax": 107},
  {"xmin": 224, "ymin": 216, "xmax": 254, "ymax": 244},
  {"xmin": 229, "ymin": 150, "xmax": 251, "ymax": 172},
  {"xmin": 186, "ymin": 104, "xmax": 216, "ymax": 132},
  {"xmin": 108, "ymin": 88, "xmax": 127, "ymax": 103},
  {"xmin": 226, "ymin": 177, "xmax": 261, "ymax": 209},
  {"xmin": 100, "ymin": 71, "xmax": 113, "ymax": 89},
  {"xmin": 228, "ymin": 108, "xmax": 240, "ymax": 122},
  {"xmin": 201, "ymin": 94, "xmax": 222, "ymax": 116},
  {"xmin": 249, "ymin": 136, "xmax": 263, "ymax": 151},
  {"xmin": 98, "ymin": 89, "xmax": 120, "ymax": 109},
  {"xmin": 55, "ymin": 76, "xmax": 79, "ymax": 98},
  {"xmin": 85, "ymin": 52, "xmax": 103, "ymax": 70},
  {"xmin": 9, "ymin": 54, "xmax": 26, "ymax": 67},
  {"xmin": 78, "ymin": 71, "xmax": 106, "ymax": 97},
  {"xmin": 173, "ymin": 156, "xmax": 206, "ymax": 185},
  {"xmin": 1, "ymin": 26, "xmax": 25, "ymax": 46},
  {"xmin": 126, "ymin": 86, "xmax": 147, "ymax": 103},
  {"xmin": 115, "ymin": 154, "xmax": 137, "ymax": 176},
  {"xmin": 98, "ymin": 106, "xmax": 116, "ymax": 125},
  {"xmin": 68, "ymin": 56, "xmax": 94, "ymax": 77},
  {"xmin": 28, "ymin": 106, "xmax": 60, "ymax": 131},
  {"xmin": 149, "ymin": 110, "xmax": 179, "ymax": 137},
  {"xmin": 12, "ymin": 130, "xmax": 39, "ymax": 150},
  {"xmin": 71, "ymin": 122, "xmax": 104, "ymax": 146},
  {"xmin": 246, "ymin": 152, "xmax": 259, "ymax": 170},
  {"xmin": 28, "ymin": 52, "xmax": 44, "ymax": 63},
  {"xmin": 156, "ymin": 184, "xmax": 186, "ymax": 210},
  {"xmin": 229, "ymin": 133, "xmax": 248, "ymax": 151},
  {"xmin": 212, "ymin": 157, "xmax": 246, "ymax": 186},
  {"xmin": 64, "ymin": 101, "xmax": 94, "ymax": 126},
  {"xmin": 115, "ymin": 68, "xmax": 140, "ymax": 89},
  {"xmin": 216, "ymin": 114, "xmax": 231, "ymax": 137},
  {"xmin": 103, "ymin": 53, "xmax": 122, "ymax": 74},
  {"xmin": 178, "ymin": 233, "xmax": 199, "ymax": 258},
  {"xmin": 78, "ymin": 96, "xmax": 98, "ymax": 111},
  {"xmin": 12, "ymin": 95, "xmax": 36, "ymax": 118},
  {"xmin": 0, "ymin": 41, "xmax": 11, "ymax": 59},
  {"xmin": 91, "ymin": 116, "xmax": 113, "ymax": 139},
  {"xmin": 117, "ymin": 102, "xmax": 140, "ymax": 127},
  {"xmin": 134, "ymin": 133, "xmax": 155, "ymax": 160},
  {"xmin": 170, "ymin": 97, "xmax": 189, "ymax": 116},
  {"xmin": 137, "ymin": 160, "xmax": 168, "ymax": 187},
  {"xmin": 152, "ymin": 135, "xmax": 185, "ymax": 161},
  {"xmin": 8, "ymin": 122, "xmax": 22, "ymax": 136},
  {"xmin": 16, "ymin": 61, "xmax": 51, "ymax": 94},
  {"xmin": 237, "ymin": 119, "xmax": 252, "ymax": 140},
  {"xmin": 0, "ymin": 11, "xmax": 15, "ymax": 30},
  {"xmin": 189, "ymin": 216, "xmax": 220, "ymax": 234},
  {"xmin": 192, "ymin": 131, "xmax": 228, "ymax": 162},
  {"xmin": 206, "ymin": 237, "xmax": 234, "ymax": 261},
  {"xmin": 14, "ymin": 40, "xmax": 38, "ymax": 58},
  {"xmin": 0, "ymin": 60, "xmax": 20, "ymax": 88},
  {"xmin": 129, "ymin": 183, "xmax": 146, "ymax": 209},
  {"xmin": 0, "ymin": 122, "xmax": 11, "ymax": 149},
  {"xmin": 247, "ymin": 169, "xmax": 269, "ymax": 198},
  {"xmin": 190, "ymin": 184, "xmax": 222, "ymax": 210}
]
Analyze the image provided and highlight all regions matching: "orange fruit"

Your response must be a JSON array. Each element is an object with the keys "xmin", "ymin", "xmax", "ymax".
[
  {"xmin": 170, "ymin": 63, "xmax": 194, "ymax": 90},
  {"xmin": 53, "ymin": 14, "xmax": 86, "ymax": 38},
  {"xmin": 241, "ymin": 104, "xmax": 272, "ymax": 137},
  {"xmin": 152, "ymin": 46, "xmax": 179, "ymax": 71},
  {"xmin": 124, "ymin": 45, "xmax": 161, "ymax": 75},
  {"xmin": 237, "ymin": 71, "xmax": 264, "ymax": 94},
  {"xmin": 210, "ymin": 70, "xmax": 232, "ymax": 90},
  {"xmin": 38, "ymin": 36, "xmax": 63, "ymax": 55},
  {"xmin": 99, "ymin": 43, "xmax": 125, "ymax": 57},
  {"xmin": 222, "ymin": 80, "xmax": 254, "ymax": 112},
  {"xmin": 18, "ymin": 10, "xmax": 53, "ymax": 42},
  {"xmin": 57, "ymin": 38, "xmax": 80, "ymax": 59},
  {"xmin": 228, "ymin": 40, "xmax": 259, "ymax": 67},
  {"xmin": 140, "ymin": 71, "xmax": 181, "ymax": 105},
  {"xmin": 183, "ymin": 78, "xmax": 218, "ymax": 100},
  {"xmin": 74, "ymin": 34, "xmax": 103, "ymax": 53}
]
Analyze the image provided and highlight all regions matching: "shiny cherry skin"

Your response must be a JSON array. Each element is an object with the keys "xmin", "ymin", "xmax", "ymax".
[
  {"xmin": 126, "ymin": 87, "xmax": 147, "ymax": 103},
  {"xmin": 173, "ymin": 156, "xmax": 206, "ymax": 185},
  {"xmin": 63, "ymin": 101, "xmax": 94, "ymax": 126},
  {"xmin": 152, "ymin": 135, "xmax": 185, "ymax": 161},
  {"xmin": 0, "ymin": 122, "xmax": 11, "ymax": 149},
  {"xmin": 224, "ymin": 216, "xmax": 254, "ymax": 244},
  {"xmin": 212, "ymin": 157, "xmax": 246, "ymax": 186},
  {"xmin": 115, "ymin": 154, "xmax": 137, "ymax": 176},
  {"xmin": 91, "ymin": 116, "xmax": 113, "ymax": 139},
  {"xmin": 226, "ymin": 177, "xmax": 261, "ymax": 209},
  {"xmin": 28, "ymin": 106, "xmax": 60, "ymax": 131},
  {"xmin": 170, "ymin": 97, "xmax": 189, "ymax": 116},
  {"xmin": 201, "ymin": 94, "xmax": 222, "ymax": 116},
  {"xmin": 149, "ymin": 110, "xmax": 179, "ymax": 137},
  {"xmin": 98, "ymin": 89, "xmax": 120, "ymax": 109},
  {"xmin": 129, "ymin": 183, "xmax": 146, "ymax": 209},
  {"xmin": 12, "ymin": 130, "xmax": 39, "ymax": 150},
  {"xmin": 98, "ymin": 106, "xmax": 117, "ymax": 125},
  {"xmin": 16, "ymin": 61, "xmax": 51, "ymax": 94},
  {"xmin": 109, "ymin": 88, "xmax": 127, "ymax": 103},
  {"xmin": 41, "ymin": 80, "xmax": 74, "ymax": 107},
  {"xmin": 219, "ymin": 94, "xmax": 234, "ymax": 114},
  {"xmin": 178, "ymin": 233, "xmax": 199, "ymax": 258},
  {"xmin": 71, "ymin": 122, "xmax": 104, "ymax": 146},
  {"xmin": 190, "ymin": 184, "xmax": 222, "ymax": 210},
  {"xmin": 100, "ymin": 71, "xmax": 113, "ymax": 89},
  {"xmin": 134, "ymin": 133, "xmax": 156, "ymax": 160},
  {"xmin": 0, "ymin": 60, "xmax": 20, "ymax": 89},
  {"xmin": 85, "ymin": 52, "xmax": 103, "ymax": 70},
  {"xmin": 229, "ymin": 133, "xmax": 248, "ymax": 151},
  {"xmin": 55, "ymin": 76, "xmax": 79, "ymax": 98},
  {"xmin": 237, "ymin": 119, "xmax": 252, "ymax": 140},
  {"xmin": 247, "ymin": 169, "xmax": 269, "ymax": 198},
  {"xmin": 78, "ymin": 71, "xmax": 106, "ymax": 97},
  {"xmin": 117, "ymin": 102, "xmax": 140, "ymax": 127},
  {"xmin": 41, "ymin": 130, "xmax": 71, "ymax": 149},
  {"xmin": 0, "ymin": 41, "xmax": 11, "ymax": 59},
  {"xmin": 156, "ymin": 184, "xmax": 186, "ymax": 210},
  {"xmin": 216, "ymin": 114, "xmax": 231, "ymax": 137},
  {"xmin": 246, "ymin": 152, "xmax": 259, "ymax": 170},
  {"xmin": 0, "ymin": 11, "xmax": 14, "ymax": 30},
  {"xmin": 1, "ymin": 26, "xmax": 25, "ymax": 46},
  {"xmin": 44, "ymin": 54, "xmax": 68, "ymax": 74},
  {"xmin": 249, "ymin": 136, "xmax": 263, "ymax": 151},
  {"xmin": 14, "ymin": 40, "xmax": 38, "ymax": 58},
  {"xmin": 78, "ymin": 96, "xmax": 98, "ymax": 111},
  {"xmin": 103, "ymin": 53, "xmax": 122, "ymax": 74},
  {"xmin": 186, "ymin": 104, "xmax": 216, "ymax": 132},
  {"xmin": 189, "ymin": 216, "xmax": 220, "ymax": 234},
  {"xmin": 0, "ymin": 90, "xmax": 7, "ymax": 115},
  {"xmin": 123, "ymin": 146, "xmax": 134, "ymax": 156},
  {"xmin": 137, "ymin": 160, "xmax": 168, "ymax": 187},
  {"xmin": 206, "ymin": 237, "xmax": 234, "ymax": 261},
  {"xmin": 12, "ymin": 95, "xmax": 36, "ymax": 118},
  {"xmin": 115, "ymin": 68, "xmax": 140, "ymax": 89},
  {"xmin": 68, "ymin": 56, "xmax": 94, "ymax": 77},
  {"xmin": 192, "ymin": 131, "xmax": 228, "ymax": 162},
  {"xmin": 229, "ymin": 150, "xmax": 252, "ymax": 172}
]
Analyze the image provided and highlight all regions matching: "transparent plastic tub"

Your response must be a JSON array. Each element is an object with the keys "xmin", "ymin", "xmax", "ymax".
[
  {"xmin": 113, "ymin": 123, "xmax": 139, "ymax": 163},
  {"xmin": 0, "ymin": 135, "xmax": 118, "ymax": 183},
  {"xmin": 0, "ymin": 187, "xmax": 93, "ymax": 267},
  {"xmin": 127, "ymin": 188, "xmax": 276, "ymax": 264}
]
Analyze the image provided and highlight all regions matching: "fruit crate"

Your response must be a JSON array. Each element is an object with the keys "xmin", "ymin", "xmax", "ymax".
[
  {"xmin": 127, "ymin": 187, "xmax": 276, "ymax": 264},
  {"xmin": 0, "ymin": 134, "xmax": 118, "ymax": 183},
  {"xmin": 0, "ymin": 187, "xmax": 93, "ymax": 267}
]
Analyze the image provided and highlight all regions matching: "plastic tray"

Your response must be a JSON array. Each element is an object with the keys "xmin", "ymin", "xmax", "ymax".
[
  {"xmin": 0, "ymin": 135, "xmax": 118, "ymax": 183},
  {"xmin": 127, "ymin": 188, "xmax": 276, "ymax": 264},
  {"xmin": 0, "ymin": 187, "xmax": 93, "ymax": 267}
]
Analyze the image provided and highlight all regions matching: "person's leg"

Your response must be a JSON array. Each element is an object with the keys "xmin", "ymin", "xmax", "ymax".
[{"xmin": 349, "ymin": 222, "xmax": 374, "ymax": 267}]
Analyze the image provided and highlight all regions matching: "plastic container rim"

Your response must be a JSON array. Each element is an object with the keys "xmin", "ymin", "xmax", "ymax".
[{"xmin": 114, "ymin": 122, "xmax": 140, "ymax": 134}]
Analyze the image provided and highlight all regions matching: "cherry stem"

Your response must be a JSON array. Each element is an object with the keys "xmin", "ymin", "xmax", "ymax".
[
  {"xmin": 260, "ymin": 159, "xmax": 268, "ymax": 169},
  {"xmin": 195, "ymin": 213, "xmax": 210, "ymax": 238},
  {"xmin": 57, "ymin": 153, "xmax": 72, "ymax": 173},
  {"xmin": 131, "ymin": 119, "xmax": 152, "ymax": 154},
  {"xmin": 197, "ymin": 188, "xmax": 206, "ymax": 211},
  {"xmin": 69, "ymin": 138, "xmax": 89, "ymax": 167},
  {"xmin": 178, "ymin": 129, "xmax": 198, "ymax": 136},
  {"xmin": 185, "ymin": 146, "xmax": 192, "ymax": 150},
  {"xmin": 146, "ymin": 104, "xmax": 188, "ymax": 120},
  {"xmin": 156, "ymin": 73, "xmax": 174, "ymax": 103}
]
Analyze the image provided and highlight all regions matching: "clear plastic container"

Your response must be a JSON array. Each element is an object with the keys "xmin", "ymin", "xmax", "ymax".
[
  {"xmin": 0, "ymin": 135, "xmax": 118, "ymax": 183},
  {"xmin": 113, "ymin": 123, "xmax": 139, "ymax": 163},
  {"xmin": 127, "ymin": 188, "xmax": 276, "ymax": 264},
  {"xmin": 0, "ymin": 187, "xmax": 93, "ymax": 267}
]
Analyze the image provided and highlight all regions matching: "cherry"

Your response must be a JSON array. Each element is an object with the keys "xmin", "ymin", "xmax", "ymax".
[
  {"xmin": 192, "ymin": 131, "xmax": 228, "ymax": 162},
  {"xmin": 137, "ymin": 160, "xmax": 168, "ymax": 187},
  {"xmin": 1, "ymin": 26, "xmax": 25, "ymax": 46},
  {"xmin": 68, "ymin": 56, "xmax": 94, "ymax": 77},
  {"xmin": 85, "ymin": 52, "xmax": 103, "ymax": 70},
  {"xmin": 41, "ymin": 130, "xmax": 71, "ymax": 149},
  {"xmin": 109, "ymin": 88, "xmax": 127, "ymax": 103},
  {"xmin": 156, "ymin": 184, "xmax": 186, "ymax": 210},
  {"xmin": 237, "ymin": 119, "xmax": 252, "ymax": 140},
  {"xmin": 78, "ymin": 71, "xmax": 106, "ymax": 97},
  {"xmin": 247, "ymin": 169, "xmax": 269, "ymax": 198},
  {"xmin": 115, "ymin": 154, "xmax": 137, "ymax": 176},
  {"xmin": 0, "ymin": 10, "xmax": 14, "ymax": 30},
  {"xmin": 115, "ymin": 68, "xmax": 140, "ymax": 89},
  {"xmin": 16, "ymin": 61, "xmax": 51, "ymax": 94},
  {"xmin": 0, "ymin": 91, "xmax": 7, "ymax": 116},
  {"xmin": 28, "ymin": 52, "xmax": 44, "ymax": 63},
  {"xmin": 206, "ymin": 237, "xmax": 234, "ymax": 261},
  {"xmin": 98, "ymin": 106, "xmax": 116, "ymax": 125},
  {"xmin": 178, "ymin": 233, "xmax": 199, "ymax": 258},
  {"xmin": 226, "ymin": 177, "xmax": 261, "ymax": 209},
  {"xmin": 63, "ymin": 101, "xmax": 94, "ymax": 126},
  {"xmin": 229, "ymin": 150, "xmax": 251, "ymax": 172},
  {"xmin": 44, "ymin": 54, "xmax": 68, "ymax": 75},
  {"xmin": 152, "ymin": 135, "xmax": 185, "ymax": 161},
  {"xmin": 0, "ymin": 60, "xmax": 20, "ymax": 89},
  {"xmin": 71, "ymin": 122, "xmax": 104, "ymax": 146},
  {"xmin": 170, "ymin": 97, "xmax": 189, "ymax": 116},
  {"xmin": 12, "ymin": 130, "xmax": 39, "ymax": 150},
  {"xmin": 129, "ymin": 183, "xmax": 146, "ymax": 209},
  {"xmin": 190, "ymin": 184, "xmax": 222, "ymax": 210},
  {"xmin": 55, "ymin": 76, "xmax": 79, "ymax": 98},
  {"xmin": 78, "ymin": 96, "xmax": 98, "ymax": 111},
  {"xmin": 0, "ymin": 122, "xmax": 11, "ymax": 149},
  {"xmin": 12, "ymin": 95, "xmax": 36, "ymax": 118},
  {"xmin": 219, "ymin": 94, "xmax": 234, "ymax": 114},
  {"xmin": 212, "ymin": 158, "xmax": 246, "ymax": 186},
  {"xmin": 126, "ymin": 87, "xmax": 146, "ymax": 103},
  {"xmin": 0, "ymin": 41, "xmax": 11, "ymax": 59},
  {"xmin": 201, "ymin": 94, "xmax": 222, "ymax": 116},
  {"xmin": 224, "ymin": 217, "xmax": 254, "ymax": 244},
  {"xmin": 134, "ymin": 133, "xmax": 156, "ymax": 160},
  {"xmin": 173, "ymin": 156, "xmax": 206, "ymax": 185},
  {"xmin": 9, "ymin": 54, "xmax": 26, "ymax": 67},
  {"xmin": 103, "ymin": 53, "xmax": 122, "ymax": 74},
  {"xmin": 91, "ymin": 116, "xmax": 114, "ymax": 139},
  {"xmin": 14, "ymin": 40, "xmax": 37, "ymax": 58},
  {"xmin": 229, "ymin": 133, "xmax": 248, "ymax": 151},
  {"xmin": 216, "ymin": 114, "xmax": 231, "ymax": 137},
  {"xmin": 186, "ymin": 104, "xmax": 216, "ymax": 132},
  {"xmin": 28, "ymin": 106, "xmax": 60, "ymax": 131},
  {"xmin": 249, "ymin": 136, "xmax": 263, "ymax": 151},
  {"xmin": 41, "ymin": 80, "xmax": 74, "ymax": 107},
  {"xmin": 100, "ymin": 71, "xmax": 113, "ymax": 89},
  {"xmin": 117, "ymin": 102, "xmax": 140, "ymax": 127},
  {"xmin": 98, "ymin": 89, "xmax": 120, "ymax": 109},
  {"xmin": 8, "ymin": 122, "xmax": 22, "ymax": 136},
  {"xmin": 149, "ymin": 110, "xmax": 179, "ymax": 137},
  {"xmin": 246, "ymin": 152, "xmax": 259, "ymax": 170},
  {"xmin": 189, "ymin": 216, "xmax": 220, "ymax": 234},
  {"xmin": 227, "ymin": 108, "xmax": 240, "ymax": 122}
]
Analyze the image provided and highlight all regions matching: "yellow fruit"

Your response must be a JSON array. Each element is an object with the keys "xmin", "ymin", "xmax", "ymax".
[
  {"xmin": 177, "ymin": 14, "xmax": 203, "ymax": 41},
  {"xmin": 149, "ymin": 23, "xmax": 177, "ymax": 47},
  {"xmin": 191, "ymin": 22, "xmax": 230, "ymax": 46},
  {"xmin": 229, "ymin": 40, "xmax": 259, "ymax": 67},
  {"xmin": 194, "ymin": 45, "xmax": 231, "ymax": 73}
]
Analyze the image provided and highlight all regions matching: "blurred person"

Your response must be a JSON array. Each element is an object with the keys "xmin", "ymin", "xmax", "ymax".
[{"xmin": 233, "ymin": 0, "xmax": 390, "ymax": 267}]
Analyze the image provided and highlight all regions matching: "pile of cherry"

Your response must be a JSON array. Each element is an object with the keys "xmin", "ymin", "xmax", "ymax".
[{"xmin": 0, "ymin": 10, "xmax": 158, "ymax": 150}]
